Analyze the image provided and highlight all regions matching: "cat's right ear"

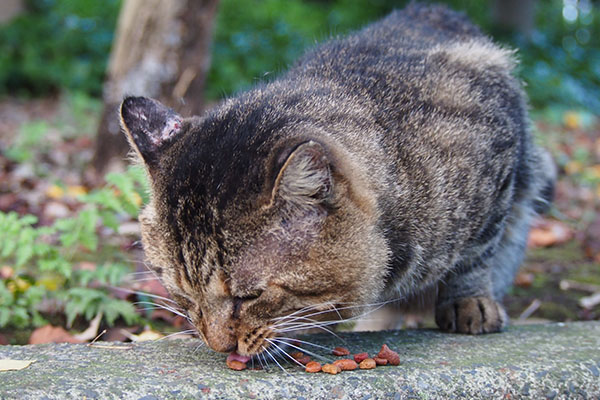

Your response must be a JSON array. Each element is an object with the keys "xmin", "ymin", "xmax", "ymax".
[
  {"xmin": 269, "ymin": 141, "xmax": 333, "ymax": 209},
  {"xmin": 119, "ymin": 96, "xmax": 184, "ymax": 168}
]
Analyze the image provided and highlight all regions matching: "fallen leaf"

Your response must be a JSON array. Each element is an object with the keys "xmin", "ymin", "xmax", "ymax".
[
  {"xmin": 29, "ymin": 325, "xmax": 83, "ymax": 344},
  {"xmin": 74, "ymin": 312, "xmax": 103, "ymax": 342},
  {"xmin": 514, "ymin": 272, "xmax": 534, "ymax": 288},
  {"xmin": 0, "ymin": 359, "xmax": 36, "ymax": 372},
  {"xmin": 66, "ymin": 185, "xmax": 87, "ymax": 197},
  {"xmin": 528, "ymin": 219, "xmax": 573, "ymax": 248},
  {"xmin": 45, "ymin": 184, "xmax": 64, "ymax": 199},
  {"xmin": 563, "ymin": 111, "xmax": 581, "ymax": 130},
  {"xmin": 564, "ymin": 160, "xmax": 583, "ymax": 175},
  {"xmin": 120, "ymin": 326, "xmax": 163, "ymax": 342}
]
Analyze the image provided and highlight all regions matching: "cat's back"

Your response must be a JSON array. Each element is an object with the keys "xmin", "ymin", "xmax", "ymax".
[{"xmin": 294, "ymin": 3, "xmax": 486, "ymax": 82}]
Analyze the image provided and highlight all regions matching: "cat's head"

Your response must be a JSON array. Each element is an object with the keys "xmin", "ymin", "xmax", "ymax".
[{"xmin": 120, "ymin": 96, "xmax": 389, "ymax": 356}]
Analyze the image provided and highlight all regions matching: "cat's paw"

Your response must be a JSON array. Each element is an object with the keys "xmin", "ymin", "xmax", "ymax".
[{"xmin": 435, "ymin": 296, "xmax": 507, "ymax": 334}]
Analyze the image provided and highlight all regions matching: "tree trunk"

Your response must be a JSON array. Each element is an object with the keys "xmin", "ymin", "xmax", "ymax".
[
  {"xmin": 0, "ymin": 0, "xmax": 24, "ymax": 24},
  {"xmin": 92, "ymin": 0, "xmax": 219, "ymax": 174}
]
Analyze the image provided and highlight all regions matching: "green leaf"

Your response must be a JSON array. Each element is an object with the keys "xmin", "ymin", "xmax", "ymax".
[{"xmin": 0, "ymin": 307, "xmax": 10, "ymax": 328}]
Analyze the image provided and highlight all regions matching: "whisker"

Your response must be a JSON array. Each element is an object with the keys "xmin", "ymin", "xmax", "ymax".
[
  {"xmin": 156, "ymin": 329, "xmax": 196, "ymax": 341},
  {"xmin": 270, "ymin": 302, "xmax": 339, "ymax": 322},
  {"xmin": 265, "ymin": 339, "xmax": 304, "ymax": 368},
  {"xmin": 269, "ymin": 338, "xmax": 331, "ymax": 363},
  {"xmin": 262, "ymin": 345, "xmax": 289, "ymax": 375},
  {"xmin": 109, "ymin": 286, "xmax": 178, "ymax": 304},
  {"xmin": 133, "ymin": 301, "xmax": 190, "ymax": 320},
  {"xmin": 255, "ymin": 353, "xmax": 264, "ymax": 370},
  {"xmin": 124, "ymin": 277, "xmax": 161, "ymax": 283},
  {"xmin": 273, "ymin": 320, "xmax": 343, "ymax": 340},
  {"xmin": 259, "ymin": 352, "xmax": 270, "ymax": 370},
  {"xmin": 272, "ymin": 336, "xmax": 332, "ymax": 352}
]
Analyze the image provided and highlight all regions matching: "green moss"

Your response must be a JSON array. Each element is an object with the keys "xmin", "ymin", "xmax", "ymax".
[
  {"xmin": 567, "ymin": 262, "xmax": 600, "ymax": 286},
  {"xmin": 526, "ymin": 241, "xmax": 584, "ymax": 263}
]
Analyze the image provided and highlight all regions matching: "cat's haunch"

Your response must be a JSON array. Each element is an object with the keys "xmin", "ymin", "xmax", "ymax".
[{"xmin": 120, "ymin": 3, "xmax": 555, "ymax": 356}]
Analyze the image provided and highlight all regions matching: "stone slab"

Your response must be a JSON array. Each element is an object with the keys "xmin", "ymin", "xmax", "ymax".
[{"xmin": 1, "ymin": 322, "xmax": 599, "ymax": 399}]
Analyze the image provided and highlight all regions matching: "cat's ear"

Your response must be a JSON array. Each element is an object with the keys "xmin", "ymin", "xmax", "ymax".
[
  {"xmin": 119, "ymin": 96, "xmax": 184, "ymax": 167},
  {"xmin": 272, "ymin": 141, "xmax": 332, "ymax": 208}
]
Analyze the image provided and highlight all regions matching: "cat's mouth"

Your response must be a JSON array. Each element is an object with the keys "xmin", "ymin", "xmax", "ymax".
[{"xmin": 237, "ymin": 325, "xmax": 276, "ymax": 356}]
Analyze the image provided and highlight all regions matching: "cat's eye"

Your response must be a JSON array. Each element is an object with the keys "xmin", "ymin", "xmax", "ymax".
[{"xmin": 232, "ymin": 292, "xmax": 263, "ymax": 318}]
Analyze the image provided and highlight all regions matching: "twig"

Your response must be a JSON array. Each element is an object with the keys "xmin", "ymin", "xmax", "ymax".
[
  {"xmin": 559, "ymin": 280, "xmax": 600, "ymax": 293},
  {"xmin": 87, "ymin": 329, "xmax": 107, "ymax": 346},
  {"xmin": 87, "ymin": 343, "xmax": 134, "ymax": 350},
  {"xmin": 579, "ymin": 292, "xmax": 600, "ymax": 309},
  {"xmin": 518, "ymin": 299, "xmax": 541, "ymax": 320}
]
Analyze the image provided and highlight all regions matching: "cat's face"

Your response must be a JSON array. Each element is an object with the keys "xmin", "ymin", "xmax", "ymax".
[{"xmin": 120, "ymin": 97, "xmax": 389, "ymax": 356}]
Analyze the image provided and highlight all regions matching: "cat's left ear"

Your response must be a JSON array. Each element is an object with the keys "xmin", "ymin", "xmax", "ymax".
[
  {"xmin": 119, "ymin": 96, "xmax": 184, "ymax": 167},
  {"xmin": 271, "ymin": 141, "xmax": 333, "ymax": 208}
]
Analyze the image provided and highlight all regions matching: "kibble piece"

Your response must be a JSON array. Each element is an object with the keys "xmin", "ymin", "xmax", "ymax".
[
  {"xmin": 333, "ymin": 359, "xmax": 358, "ymax": 371},
  {"xmin": 353, "ymin": 352, "xmax": 369, "ymax": 363},
  {"xmin": 373, "ymin": 357, "xmax": 388, "ymax": 366},
  {"xmin": 332, "ymin": 347, "xmax": 350, "ymax": 356},
  {"xmin": 226, "ymin": 359, "xmax": 247, "ymax": 371},
  {"xmin": 322, "ymin": 363, "xmax": 342, "ymax": 374},
  {"xmin": 359, "ymin": 358, "xmax": 376, "ymax": 369},
  {"xmin": 305, "ymin": 361, "xmax": 322, "ymax": 373},
  {"xmin": 291, "ymin": 351, "xmax": 304, "ymax": 359},
  {"xmin": 297, "ymin": 355, "xmax": 312, "ymax": 365},
  {"xmin": 377, "ymin": 344, "xmax": 400, "ymax": 366}
]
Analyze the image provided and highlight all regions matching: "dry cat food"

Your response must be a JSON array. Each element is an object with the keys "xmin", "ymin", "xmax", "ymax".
[
  {"xmin": 333, "ymin": 359, "xmax": 358, "ymax": 371},
  {"xmin": 291, "ymin": 351, "xmax": 312, "ymax": 365},
  {"xmin": 321, "ymin": 363, "xmax": 342, "ymax": 375},
  {"xmin": 332, "ymin": 347, "xmax": 350, "ymax": 356},
  {"xmin": 353, "ymin": 352, "xmax": 369, "ymax": 363},
  {"xmin": 226, "ymin": 352, "xmax": 250, "ymax": 371},
  {"xmin": 305, "ymin": 361, "xmax": 322, "ymax": 373},
  {"xmin": 358, "ymin": 358, "xmax": 376, "ymax": 369},
  {"xmin": 226, "ymin": 344, "xmax": 400, "ymax": 373},
  {"xmin": 226, "ymin": 359, "xmax": 247, "ymax": 371},
  {"xmin": 373, "ymin": 357, "xmax": 388, "ymax": 366},
  {"xmin": 377, "ymin": 344, "xmax": 400, "ymax": 366}
]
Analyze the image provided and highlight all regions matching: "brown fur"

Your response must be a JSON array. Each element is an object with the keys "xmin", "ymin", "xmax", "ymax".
[{"xmin": 120, "ymin": 4, "xmax": 555, "ymax": 355}]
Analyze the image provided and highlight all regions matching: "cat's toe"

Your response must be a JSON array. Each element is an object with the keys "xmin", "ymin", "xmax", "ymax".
[{"xmin": 435, "ymin": 296, "xmax": 507, "ymax": 334}]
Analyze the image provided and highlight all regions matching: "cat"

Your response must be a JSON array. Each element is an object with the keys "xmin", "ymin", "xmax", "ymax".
[{"xmin": 119, "ymin": 3, "xmax": 555, "ymax": 356}]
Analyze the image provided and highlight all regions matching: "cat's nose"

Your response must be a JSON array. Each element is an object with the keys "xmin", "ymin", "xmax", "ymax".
[
  {"xmin": 204, "ymin": 326, "xmax": 237, "ymax": 353},
  {"xmin": 202, "ymin": 315, "xmax": 238, "ymax": 353}
]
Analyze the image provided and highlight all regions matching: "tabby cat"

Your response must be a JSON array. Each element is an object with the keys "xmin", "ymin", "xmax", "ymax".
[{"xmin": 120, "ymin": 4, "xmax": 555, "ymax": 356}]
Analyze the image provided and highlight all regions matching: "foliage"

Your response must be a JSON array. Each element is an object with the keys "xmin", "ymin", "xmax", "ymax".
[
  {"xmin": 4, "ymin": 92, "xmax": 101, "ymax": 173},
  {"xmin": 0, "ymin": 0, "xmax": 121, "ymax": 96},
  {"xmin": 0, "ymin": 0, "xmax": 597, "ymax": 113},
  {"xmin": 206, "ymin": 0, "xmax": 398, "ymax": 99},
  {"xmin": 513, "ymin": 0, "xmax": 600, "ymax": 112},
  {"xmin": 0, "ymin": 166, "xmax": 148, "ymax": 329},
  {"xmin": 208, "ymin": 0, "xmax": 600, "ymax": 114}
]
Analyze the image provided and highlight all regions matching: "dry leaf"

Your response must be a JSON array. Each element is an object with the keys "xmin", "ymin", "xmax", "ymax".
[
  {"xmin": 514, "ymin": 272, "xmax": 534, "ymax": 288},
  {"xmin": 120, "ymin": 327, "xmax": 163, "ymax": 342},
  {"xmin": 0, "ymin": 359, "xmax": 36, "ymax": 372},
  {"xmin": 528, "ymin": 219, "xmax": 573, "ymax": 248},
  {"xmin": 29, "ymin": 325, "xmax": 83, "ymax": 344},
  {"xmin": 74, "ymin": 312, "xmax": 103, "ymax": 342}
]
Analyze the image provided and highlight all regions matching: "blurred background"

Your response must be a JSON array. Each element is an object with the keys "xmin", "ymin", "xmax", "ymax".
[{"xmin": 0, "ymin": 0, "xmax": 598, "ymax": 345}]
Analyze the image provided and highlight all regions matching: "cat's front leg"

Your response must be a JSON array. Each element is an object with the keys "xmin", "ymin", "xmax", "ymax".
[{"xmin": 435, "ymin": 266, "xmax": 508, "ymax": 334}]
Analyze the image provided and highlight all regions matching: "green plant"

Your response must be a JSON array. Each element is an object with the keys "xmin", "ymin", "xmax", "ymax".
[
  {"xmin": 4, "ymin": 121, "xmax": 49, "ymax": 163},
  {"xmin": 0, "ymin": 166, "xmax": 149, "ymax": 329},
  {"xmin": 0, "ymin": 0, "xmax": 121, "ymax": 96}
]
